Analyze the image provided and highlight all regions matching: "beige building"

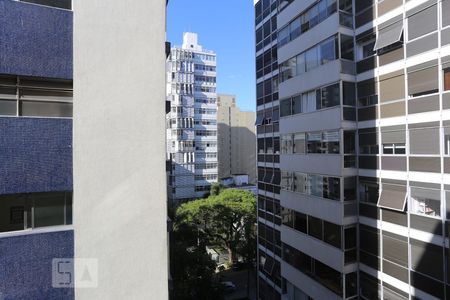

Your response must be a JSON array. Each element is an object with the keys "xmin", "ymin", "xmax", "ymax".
[{"xmin": 217, "ymin": 94, "xmax": 256, "ymax": 184}]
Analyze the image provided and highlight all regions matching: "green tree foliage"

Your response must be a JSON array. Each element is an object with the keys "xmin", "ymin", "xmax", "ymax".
[
  {"xmin": 175, "ymin": 189, "xmax": 256, "ymax": 265},
  {"xmin": 210, "ymin": 182, "xmax": 225, "ymax": 196},
  {"xmin": 170, "ymin": 222, "xmax": 222, "ymax": 300}
]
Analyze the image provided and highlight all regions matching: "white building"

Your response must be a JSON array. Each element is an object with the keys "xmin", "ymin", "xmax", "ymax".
[{"xmin": 167, "ymin": 32, "xmax": 218, "ymax": 201}]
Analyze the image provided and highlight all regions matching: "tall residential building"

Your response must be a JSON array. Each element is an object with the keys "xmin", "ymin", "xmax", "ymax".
[
  {"xmin": 1, "ymin": 0, "xmax": 168, "ymax": 298},
  {"xmin": 255, "ymin": 0, "xmax": 450, "ymax": 299},
  {"xmin": 217, "ymin": 94, "xmax": 257, "ymax": 183},
  {"xmin": 0, "ymin": 0, "xmax": 74, "ymax": 298},
  {"xmin": 167, "ymin": 32, "xmax": 218, "ymax": 201},
  {"xmin": 74, "ymin": 0, "xmax": 168, "ymax": 298}
]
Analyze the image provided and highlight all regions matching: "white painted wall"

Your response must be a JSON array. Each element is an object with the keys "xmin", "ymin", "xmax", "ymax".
[{"xmin": 73, "ymin": 0, "xmax": 168, "ymax": 299}]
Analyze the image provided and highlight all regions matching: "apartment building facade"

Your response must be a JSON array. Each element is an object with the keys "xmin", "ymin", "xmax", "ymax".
[
  {"xmin": 167, "ymin": 32, "xmax": 219, "ymax": 201},
  {"xmin": 0, "ymin": 0, "xmax": 73, "ymax": 298},
  {"xmin": 0, "ymin": 0, "xmax": 169, "ymax": 298},
  {"xmin": 217, "ymin": 94, "xmax": 257, "ymax": 183},
  {"xmin": 255, "ymin": 0, "xmax": 450, "ymax": 299}
]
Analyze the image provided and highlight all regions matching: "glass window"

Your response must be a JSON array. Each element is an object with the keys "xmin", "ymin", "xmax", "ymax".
[
  {"xmin": 294, "ymin": 211, "xmax": 307, "ymax": 233},
  {"xmin": 278, "ymin": 26, "xmax": 290, "ymax": 46},
  {"xmin": 314, "ymin": 260, "xmax": 343, "ymax": 296},
  {"xmin": 281, "ymin": 171, "xmax": 293, "ymax": 191},
  {"xmin": 293, "ymin": 172, "xmax": 307, "ymax": 193},
  {"xmin": 281, "ymin": 134, "xmax": 293, "ymax": 154},
  {"xmin": 293, "ymin": 133, "xmax": 306, "ymax": 154},
  {"xmin": 343, "ymin": 82, "xmax": 356, "ymax": 106},
  {"xmin": 33, "ymin": 193, "xmax": 68, "ymax": 228},
  {"xmin": 324, "ymin": 221, "xmax": 341, "ymax": 248},
  {"xmin": 323, "ymin": 131, "xmax": 340, "ymax": 154},
  {"xmin": 445, "ymin": 132, "xmax": 450, "ymax": 156},
  {"xmin": 318, "ymin": 0, "xmax": 328, "ymax": 22},
  {"xmin": 320, "ymin": 37, "xmax": 336, "ymax": 64},
  {"xmin": 309, "ymin": 174, "xmax": 323, "ymax": 198},
  {"xmin": 344, "ymin": 131, "xmax": 355, "ymax": 154},
  {"xmin": 307, "ymin": 132, "xmax": 322, "ymax": 153},
  {"xmin": 281, "ymin": 206, "xmax": 293, "ymax": 227},
  {"xmin": 323, "ymin": 176, "xmax": 340, "ymax": 200},
  {"xmin": 309, "ymin": 5, "xmax": 319, "ymax": 27},
  {"xmin": 290, "ymin": 17, "xmax": 301, "ymax": 40},
  {"xmin": 382, "ymin": 143, "xmax": 405, "ymax": 155},
  {"xmin": 301, "ymin": 12, "xmax": 310, "ymax": 33},
  {"xmin": 281, "ymin": 57, "xmax": 297, "ymax": 81},
  {"xmin": 0, "ymin": 99, "xmax": 17, "ymax": 116},
  {"xmin": 305, "ymin": 47, "xmax": 319, "ymax": 71},
  {"xmin": 321, "ymin": 83, "xmax": 340, "ymax": 108},
  {"xmin": 302, "ymin": 91, "xmax": 316, "ymax": 113},
  {"xmin": 296, "ymin": 53, "xmax": 306, "ymax": 75},
  {"xmin": 340, "ymin": 34, "xmax": 354, "ymax": 60},
  {"xmin": 359, "ymin": 180, "xmax": 379, "ymax": 204},
  {"xmin": 410, "ymin": 187, "xmax": 441, "ymax": 217},
  {"xmin": 292, "ymin": 95, "xmax": 302, "ymax": 115},
  {"xmin": 308, "ymin": 215, "xmax": 323, "ymax": 240},
  {"xmin": 280, "ymin": 98, "xmax": 292, "ymax": 117}
]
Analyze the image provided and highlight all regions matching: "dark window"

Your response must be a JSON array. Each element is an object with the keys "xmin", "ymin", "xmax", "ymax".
[
  {"xmin": 411, "ymin": 239, "xmax": 444, "ymax": 280},
  {"xmin": 340, "ymin": 34, "xmax": 354, "ymax": 60},
  {"xmin": 343, "ymin": 82, "xmax": 356, "ymax": 106},
  {"xmin": 20, "ymin": 0, "xmax": 71, "ymax": 9},
  {"xmin": 280, "ymin": 98, "xmax": 292, "ymax": 117},
  {"xmin": 308, "ymin": 215, "xmax": 323, "ymax": 240},
  {"xmin": 323, "ymin": 221, "xmax": 341, "ymax": 248},
  {"xmin": 294, "ymin": 211, "xmax": 307, "ymax": 233},
  {"xmin": 382, "ymin": 231, "xmax": 408, "ymax": 266}
]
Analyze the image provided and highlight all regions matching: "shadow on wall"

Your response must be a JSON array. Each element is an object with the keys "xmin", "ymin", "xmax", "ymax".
[{"xmin": 217, "ymin": 123, "xmax": 256, "ymax": 184}]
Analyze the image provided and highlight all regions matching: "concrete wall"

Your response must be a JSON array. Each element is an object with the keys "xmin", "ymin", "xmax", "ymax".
[
  {"xmin": 0, "ymin": 229, "xmax": 74, "ymax": 299},
  {"xmin": 73, "ymin": 0, "xmax": 168, "ymax": 299},
  {"xmin": 0, "ymin": 0, "xmax": 72, "ymax": 79},
  {"xmin": 0, "ymin": 117, "xmax": 73, "ymax": 195},
  {"xmin": 217, "ymin": 94, "xmax": 257, "ymax": 183}
]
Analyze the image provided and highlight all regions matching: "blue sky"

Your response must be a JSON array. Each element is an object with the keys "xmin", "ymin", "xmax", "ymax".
[{"xmin": 167, "ymin": 0, "xmax": 256, "ymax": 112}]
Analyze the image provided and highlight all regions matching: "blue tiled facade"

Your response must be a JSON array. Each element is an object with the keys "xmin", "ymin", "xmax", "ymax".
[
  {"xmin": 0, "ymin": 230, "xmax": 74, "ymax": 300},
  {"xmin": 0, "ymin": 117, "xmax": 73, "ymax": 195},
  {"xmin": 0, "ymin": 0, "xmax": 73, "ymax": 79}
]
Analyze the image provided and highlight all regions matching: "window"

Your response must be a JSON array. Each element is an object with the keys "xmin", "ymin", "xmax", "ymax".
[
  {"xmin": 340, "ymin": 35, "xmax": 354, "ymax": 60},
  {"xmin": 293, "ymin": 133, "xmax": 305, "ymax": 154},
  {"xmin": 302, "ymin": 91, "xmax": 316, "ymax": 113},
  {"xmin": 281, "ymin": 207, "xmax": 294, "ymax": 227},
  {"xmin": 292, "ymin": 95, "xmax": 302, "ymax": 115},
  {"xmin": 308, "ymin": 215, "xmax": 323, "ymax": 240},
  {"xmin": 373, "ymin": 20, "xmax": 404, "ymax": 52},
  {"xmin": 377, "ymin": 183, "xmax": 407, "ymax": 211},
  {"xmin": 408, "ymin": 62, "xmax": 439, "ymax": 97},
  {"xmin": 359, "ymin": 179, "xmax": 379, "ymax": 204},
  {"xmin": 410, "ymin": 187, "xmax": 441, "ymax": 217},
  {"xmin": 357, "ymin": 38, "xmax": 376, "ymax": 60},
  {"xmin": 324, "ymin": 220, "xmax": 341, "ymax": 248},
  {"xmin": 20, "ymin": 0, "xmax": 72, "ymax": 10},
  {"xmin": 280, "ymin": 98, "xmax": 292, "ymax": 117},
  {"xmin": 321, "ymin": 83, "xmax": 340, "ymax": 108},
  {"xmin": 0, "ymin": 192, "xmax": 72, "ymax": 233},
  {"xmin": 278, "ymin": 26, "xmax": 290, "ymax": 46},
  {"xmin": 407, "ymin": 4, "xmax": 437, "ymax": 41},
  {"xmin": 382, "ymin": 143, "xmax": 405, "ymax": 154},
  {"xmin": 290, "ymin": 18, "xmax": 301, "ymax": 40},
  {"xmin": 281, "ymin": 134, "xmax": 293, "ymax": 154},
  {"xmin": 305, "ymin": 47, "xmax": 319, "ymax": 71},
  {"xmin": 294, "ymin": 211, "xmax": 307, "ymax": 233},
  {"xmin": 445, "ymin": 129, "xmax": 450, "ymax": 156},
  {"xmin": 444, "ymin": 68, "xmax": 450, "ymax": 91},
  {"xmin": 359, "ymin": 130, "xmax": 378, "ymax": 154},
  {"xmin": 320, "ymin": 37, "xmax": 336, "ymax": 64},
  {"xmin": 307, "ymin": 132, "xmax": 322, "ymax": 153},
  {"xmin": 409, "ymin": 126, "xmax": 440, "ymax": 155},
  {"xmin": 322, "ymin": 131, "xmax": 340, "ymax": 154}
]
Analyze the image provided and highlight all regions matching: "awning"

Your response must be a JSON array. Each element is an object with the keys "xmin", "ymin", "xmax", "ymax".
[
  {"xmin": 377, "ymin": 183, "xmax": 407, "ymax": 211},
  {"xmin": 373, "ymin": 21, "xmax": 404, "ymax": 51}
]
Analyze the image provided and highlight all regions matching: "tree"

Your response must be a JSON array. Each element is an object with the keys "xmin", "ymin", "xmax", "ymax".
[
  {"xmin": 170, "ymin": 222, "xmax": 222, "ymax": 300},
  {"xmin": 210, "ymin": 182, "xmax": 225, "ymax": 196},
  {"xmin": 176, "ymin": 189, "xmax": 256, "ymax": 265}
]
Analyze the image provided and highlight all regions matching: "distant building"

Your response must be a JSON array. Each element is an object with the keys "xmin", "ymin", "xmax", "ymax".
[
  {"xmin": 166, "ymin": 32, "xmax": 219, "ymax": 201},
  {"xmin": 217, "ymin": 94, "xmax": 256, "ymax": 184},
  {"xmin": 221, "ymin": 175, "xmax": 257, "ymax": 195}
]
